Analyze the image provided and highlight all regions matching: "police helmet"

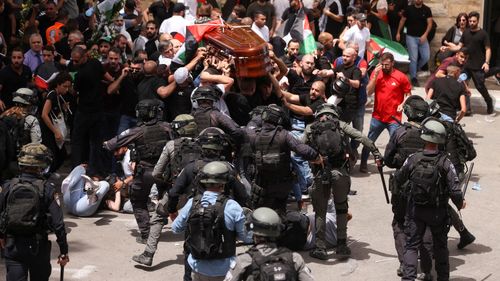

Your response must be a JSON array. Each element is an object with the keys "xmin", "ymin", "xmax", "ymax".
[
  {"xmin": 249, "ymin": 207, "xmax": 282, "ymax": 238},
  {"xmin": 12, "ymin": 88, "xmax": 37, "ymax": 105},
  {"xmin": 172, "ymin": 114, "xmax": 197, "ymax": 137},
  {"xmin": 403, "ymin": 95, "xmax": 430, "ymax": 122},
  {"xmin": 199, "ymin": 161, "xmax": 230, "ymax": 184},
  {"xmin": 314, "ymin": 103, "xmax": 341, "ymax": 119},
  {"xmin": 192, "ymin": 86, "xmax": 219, "ymax": 102},
  {"xmin": 427, "ymin": 100, "xmax": 441, "ymax": 118},
  {"xmin": 261, "ymin": 104, "xmax": 287, "ymax": 126},
  {"xmin": 135, "ymin": 99, "xmax": 163, "ymax": 123},
  {"xmin": 420, "ymin": 117, "xmax": 447, "ymax": 144},
  {"xmin": 18, "ymin": 143, "xmax": 53, "ymax": 169},
  {"xmin": 198, "ymin": 127, "xmax": 226, "ymax": 151},
  {"xmin": 332, "ymin": 76, "xmax": 352, "ymax": 97}
]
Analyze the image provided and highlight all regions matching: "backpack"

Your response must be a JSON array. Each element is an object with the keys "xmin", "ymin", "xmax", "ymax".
[
  {"xmin": 246, "ymin": 246, "xmax": 298, "ymax": 281},
  {"xmin": 254, "ymin": 127, "xmax": 290, "ymax": 178},
  {"xmin": 0, "ymin": 178, "xmax": 46, "ymax": 235},
  {"xmin": 170, "ymin": 137, "xmax": 202, "ymax": 179},
  {"xmin": 278, "ymin": 211, "xmax": 309, "ymax": 251},
  {"xmin": 186, "ymin": 194, "xmax": 236, "ymax": 260},
  {"xmin": 0, "ymin": 115, "xmax": 27, "ymax": 158},
  {"xmin": 409, "ymin": 153, "xmax": 447, "ymax": 207},
  {"xmin": 310, "ymin": 119, "xmax": 346, "ymax": 160},
  {"xmin": 449, "ymin": 123, "xmax": 476, "ymax": 162},
  {"xmin": 394, "ymin": 124, "xmax": 426, "ymax": 169}
]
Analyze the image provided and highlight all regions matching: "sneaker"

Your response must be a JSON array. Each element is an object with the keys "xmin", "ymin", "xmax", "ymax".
[
  {"xmin": 416, "ymin": 272, "xmax": 433, "ymax": 281},
  {"xmin": 309, "ymin": 248, "xmax": 329, "ymax": 260},
  {"xmin": 457, "ymin": 229, "xmax": 476, "ymax": 249},
  {"xmin": 397, "ymin": 264, "xmax": 404, "ymax": 277},
  {"xmin": 359, "ymin": 161, "xmax": 368, "ymax": 173},
  {"xmin": 136, "ymin": 236, "xmax": 148, "ymax": 244},
  {"xmin": 335, "ymin": 240, "xmax": 351, "ymax": 258},
  {"xmin": 411, "ymin": 78, "xmax": 420, "ymax": 87},
  {"xmin": 348, "ymin": 190, "xmax": 357, "ymax": 195},
  {"xmin": 132, "ymin": 252, "xmax": 153, "ymax": 266},
  {"xmin": 487, "ymin": 101, "xmax": 494, "ymax": 115},
  {"xmin": 81, "ymin": 175, "xmax": 99, "ymax": 195}
]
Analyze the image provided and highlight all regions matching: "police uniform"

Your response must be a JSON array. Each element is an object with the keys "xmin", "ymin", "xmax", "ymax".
[
  {"xmin": 104, "ymin": 120, "xmax": 174, "ymax": 241},
  {"xmin": 0, "ymin": 173, "xmax": 68, "ymax": 281},
  {"xmin": 395, "ymin": 150, "xmax": 463, "ymax": 281},
  {"xmin": 192, "ymin": 106, "xmax": 245, "ymax": 143},
  {"xmin": 305, "ymin": 118, "xmax": 381, "ymax": 257},
  {"xmin": 248, "ymin": 122, "xmax": 318, "ymax": 213},
  {"xmin": 224, "ymin": 243, "xmax": 315, "ymax": 281}
]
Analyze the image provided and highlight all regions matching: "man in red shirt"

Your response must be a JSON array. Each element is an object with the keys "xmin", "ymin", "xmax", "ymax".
[{"xmin": 360, "ymin": 52, "xmax": 411, "ymax": 173}]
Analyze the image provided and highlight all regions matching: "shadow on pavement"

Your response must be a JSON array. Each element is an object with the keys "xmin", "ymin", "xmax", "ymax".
[
  {"xmin": 134, "ymin": 254, "xmax": 184, "ymax": 271},
  {"xmin": 94, "ymin": 213, "xmax": 119, "ymax": 226},
  {"xmin": 64, "ymin": 221, "xmax": 78, "ymax": 234}
]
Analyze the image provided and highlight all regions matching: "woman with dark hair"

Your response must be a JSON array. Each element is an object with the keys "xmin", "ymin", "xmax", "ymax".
[
  {"xmin": 41, "ymin": 71, "xmax": 73, "ymax": 172},
  {"xmin": 437, "ymin": 13, "xmax": 469, "ymax": 63}
]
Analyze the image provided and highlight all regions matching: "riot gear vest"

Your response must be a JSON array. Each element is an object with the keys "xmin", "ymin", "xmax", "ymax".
[
  {"xmin": 134, "ymin": 123, "xmax": 173, "ymax": 165},
  {"xmin": 395, "ymin": 124, "xmax": 426, "ymax": 169},
  {"xmin": 193, "ymin": 107, "xmax": 215, "ymax": 135},
  {"xmin": 253, "ymin": 127, "xmax": 291, "ymax": 183}
]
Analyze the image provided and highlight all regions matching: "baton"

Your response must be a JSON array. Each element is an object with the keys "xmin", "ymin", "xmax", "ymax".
[
  {"xmin": 376, "ymin": 160, "xmax": 390, "ymax": 204},
  {"xmin": 462, "ymin": 162, "xmax": 474, "ymax": 198},
  {"xmin": 60, "ymin": 264, "xmax": 64, "ymax": 281}
]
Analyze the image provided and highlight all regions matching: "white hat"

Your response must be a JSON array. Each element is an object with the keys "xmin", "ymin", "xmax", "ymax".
[
  {"xmin": 174, "ymin": 67, "xmax": 190, "ymax": 84},
  {"xmin": 377, "ymin": 0, "xmax": 388, "ymax": 10}
]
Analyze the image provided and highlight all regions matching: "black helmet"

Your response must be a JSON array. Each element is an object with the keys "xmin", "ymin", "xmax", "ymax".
[
  {"xmin": 332, "ymin": 76, "xmax": 351, "ymax": 98},
  {"xmin": 249, "ymin": 207, "xmax": 282, "ymax": 238},
  {"xmin": 199, "ymin": 161, "xmax": 230, "ymax": 184},
  {"xmin": 427, "ymin": 100, "xmax": 441, "ymax": 118},
  {"xmin": 135, "ymin": 99, "xmax": 163, "ymax": 123},
  {"xmin": 403, "ymin": 95, "xmax": 430, "ymax": 122},
  {"xmin": 261, "ymin": 104, "xmax": 287, "ymax": 126},
  {"xmin": 314, "ymin": 103, "xmax": 341, "ymax": 119},
  {"xmin": 192, "ymin": 86, "xmax": 219, "ymax": 102}
]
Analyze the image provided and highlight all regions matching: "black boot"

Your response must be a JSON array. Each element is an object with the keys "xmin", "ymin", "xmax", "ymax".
[
  {"xmin": 132, "ymin": 251, "xmax": 154, "ymax": 266},
  {"xmin": 336, "ymin": 239, "xmax": 351, "ymax": 258},
  {"xmin": 457, "ymin": 229, "xmax": 476, "ymax": 249},
  {"xmin": 309, "ymin": 247, "xmax": 329, "ymax": 260}
]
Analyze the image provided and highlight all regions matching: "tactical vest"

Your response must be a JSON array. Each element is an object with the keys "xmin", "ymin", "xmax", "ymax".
[
  {"xmin": 443, "ymin": 122, "xmax": 476, "ymax": 165},
  {"xmin": 193, "ymin": 107, "xmax": 214, "ymax": 134},
  {"xmin": 186, "ymin": 194, "xmax": 236, "ymax": 260},
  {"xmin": 245, "ymin": 246, "xmax": 298, "ymax": 281},
  {"xmin": 395, "ymin": 124, "xmax": 426, "ymax": 169},
  {"xmin": 309, "ymin": 119, "xmax": 347, "ymax": 167},
  {"xmin": 134, "ymin": 123, "xmax": 172, "ymax": 165},
  {"xmin": 253, "ymin": 127, "xmax": 290, "ymax": 183},
  {"xmin": 409, "ymin": 153, "xmax": 448, "ymax": 207},
  {"xmin": 171, "ymin": 137, "xmax": 202, "ymax": 179}
]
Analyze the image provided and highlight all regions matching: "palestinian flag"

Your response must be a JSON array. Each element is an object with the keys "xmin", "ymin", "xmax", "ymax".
[
  {"xmin": 280, "ymin": 8, "xmax": 316, "ymax": 55},
  {"xmin": 367, "ymin": 35, "xmax": 409, "ymax": 67},
  {"xmin": 172, "ymin": 20, "xmax": 222, "ymax": 66}
]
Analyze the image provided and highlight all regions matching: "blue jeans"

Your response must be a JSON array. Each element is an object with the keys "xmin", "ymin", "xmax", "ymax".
[
  {"xmin": 361, "ymin": 118, "xmax": 400, "ymax": 162},
  {"xmin": 290, "ymin": 118, "xmax": 312, "ymax": 201},
  {"xmin": 117, "ymin": 114, "xmax": 137, "ymax": 135},
  {"xmin": 351, "ymin": 104, "xmax": 366, "ymax": 150},
  {"xmin": 439, "ymin": 113, "xmax": 454, "ymax": 123},
  {"xmin": 62, "ymin": 165, "xmax": 110, "ymax": 217},
  {"xmin": 406, "ymin": 35, "xmax": 430, "ymax": 79}
]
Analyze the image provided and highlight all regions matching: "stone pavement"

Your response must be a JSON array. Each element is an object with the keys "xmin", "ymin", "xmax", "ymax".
[{"xmin": 1, "ymin": 86, "xmax": 500, "ymax": 281}]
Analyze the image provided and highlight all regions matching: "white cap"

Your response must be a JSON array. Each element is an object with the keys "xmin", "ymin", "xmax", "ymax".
[
  {"xmin": 174, "ymin": 67, "xmax": 189, "ymax": 84},
  {"xmin": 377, "ymin": 0, "xmax": 388, "ymax": 10}
]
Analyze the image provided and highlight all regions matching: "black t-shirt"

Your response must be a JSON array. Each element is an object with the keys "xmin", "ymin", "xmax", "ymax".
[
  {"xmin": 45, "ymin": 90, "xmax": 63, "ymax": 117},
  {"xmin": 55, "ymin": 37, "xmax": 71, "ymax": 60},
  {"xmin": 281, "ymin": 7, "xmax": 314, "ymax": 36},
  {"xmin": 73, "ymin": 59, "xmax": 105, "ymax": 113},
  {"xmin": 403, "ymin": 4, "xmax": 432, "ymax": 37},
  {"xmin": 246, "ymin": 2, "xmax": 275, "ymax": 29},
  {"xmin": 0, "ymin": 3, "xmax": 13, "ymax": 41},
  {"xmin": 149, "ymin": 1, "xmax": 173, "ymax": 27},
  {"xmin": 119, "ymin": 76, "xmax": 139, "ymax": 117},
  {"xmin": 165, "ymin": 85, "xmax": 194, "ymax": 122},
  {"xmin": 102, "ymin": 64, "xmax": 123, "ymax": 113},
  {"xmin": 37, "ymin": 15, "xmax": 57, "ymax": 45},
  {"xmin": 430, "ymin": 76, "xmax": 466, "ymax": 119},
  {"xmin": 299, "ymin": 94, "xmax": 325, "ymax": 123},
  {"xmin": 324, "ymin": 0, "xmax": 344, "ymax": 38},
  {"xmin": 367, "ymin": 13, "xmax": 383, "ymax": 38},
  {"xmin": 460, "ymin": 28, "xmax": 490, "ymax": 70},
  {"xmin": 286, "ymin": 69, "xmax": 321, "ymax": 96},
  {"xmin": 334, "ymin": 63, "xmax": 361, "ymax": 82},
  {"xmin": 0, "ymin": 65, "xmax": 32, "ymax": 109},
  {"xmin": 137, "ymin": 75, "xmax": 166, "ymax": 101}
]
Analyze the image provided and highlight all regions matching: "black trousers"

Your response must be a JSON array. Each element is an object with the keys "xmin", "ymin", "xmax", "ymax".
[
  {"xmin": 464, "ymin": 68, "xmax": 493, "ymax": 111},
  {"xmin": 4, "ymin": 237, "xmax": 52, "ymax": 281},
  {"xmin": 71, "ymin": 111, "xmax": 103, "ymax": 174},
  {"xmin": 130, "ymin": 167, "xmax": 155, "ymax": 239}
]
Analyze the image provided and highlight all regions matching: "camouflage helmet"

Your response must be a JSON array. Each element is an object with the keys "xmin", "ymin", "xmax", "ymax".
[
  {"xmin": 172, "ymin": 114, "xmax": 197, "ymax": 137},
  {"xmin": 420, "ymin": 117, "xmax": 447, "ymax": 144},
  {"xmin": 199, "ymin": 161, "xmax": 230, "ymax": 184},
  {"xmin": 198, "ymin": 127, "xmax": 226, "ymax": 151},
  {"xmin": 13, "ymin": 88, "xmax": 37, "ymax": 105},
  {"xmin": 314, "ymin": 103, "xmax": 341, "ymax": 119},
  {"xmin": 249, "ymin": 207, "xmax": 282, "ymax": 238},
  {"xmin": 18, "ymin": 143, "xmax": 53, "ymax": 169}
]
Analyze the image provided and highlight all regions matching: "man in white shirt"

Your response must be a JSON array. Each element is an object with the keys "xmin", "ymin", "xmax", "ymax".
[
  {"xmin": 159, "ymin": 3, "xmax": 189, "ymax": 37},
  {"xmin": 341, "ymin": 13, "xmax": 371, "ymax": 59},
  {"xmin": 251, "ymin": 11, "xmax": 270, "ymax": 42}
]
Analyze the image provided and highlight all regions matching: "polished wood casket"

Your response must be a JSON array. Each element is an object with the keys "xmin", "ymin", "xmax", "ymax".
[{"xmin": 203, "ymin": 25, "xmax": 273, "ymax": 78}]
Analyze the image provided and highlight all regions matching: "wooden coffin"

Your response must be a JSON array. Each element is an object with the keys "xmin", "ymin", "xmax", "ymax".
[{"xmin": 203, "ymin": 25, "xmax": 273, "ymax": 78}]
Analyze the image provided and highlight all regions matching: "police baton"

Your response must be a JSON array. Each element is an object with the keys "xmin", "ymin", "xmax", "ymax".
[
  {"xmin": 60, "ymin": 264, "xmax": 64, "ymax": 281},
  {"xmin": 376, "ymin": 159, "xmax": 390, "ymax": 204}
]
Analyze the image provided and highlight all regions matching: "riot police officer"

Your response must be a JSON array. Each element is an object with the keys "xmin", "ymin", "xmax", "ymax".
[
  {"xmin": 248, "ymin": 104, "xmax": 320, "ymax": 213},
  {"xmin": 305, "ymin": 104, "xmax": 382, "ymax": 260},
  {"xmin": 0, "ymin": 143, "xmax": 69, "ymax": 281},
  {"xmin": 224, "ymin": 207, "xmax": 315, "ymax": 281},
  {"xmin": 191, "ymin": 85, "xmax": 244, "ymax": 143},
  {"xmin": 104, "ymin": 99, "xmax": 174, "ymax": 243},
  {"xmin": 394, "ymin": 118, "xmax": 465, "ymax": 281}
]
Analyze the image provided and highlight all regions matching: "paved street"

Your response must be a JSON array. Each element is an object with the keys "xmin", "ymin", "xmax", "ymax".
[{"xmin": 1, "ymin": 86, "xmax": 500, "ymax": 281}]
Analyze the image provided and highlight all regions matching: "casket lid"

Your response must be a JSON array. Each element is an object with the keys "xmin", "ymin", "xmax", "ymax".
[{"xmin": 204, "ymin": 25, "xmax": 268, "ymax": 56}]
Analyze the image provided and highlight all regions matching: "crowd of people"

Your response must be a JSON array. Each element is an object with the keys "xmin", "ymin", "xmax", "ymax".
[{"xmin": 0, "ymin": 0, "xmax": 496, "ymax": 280}]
